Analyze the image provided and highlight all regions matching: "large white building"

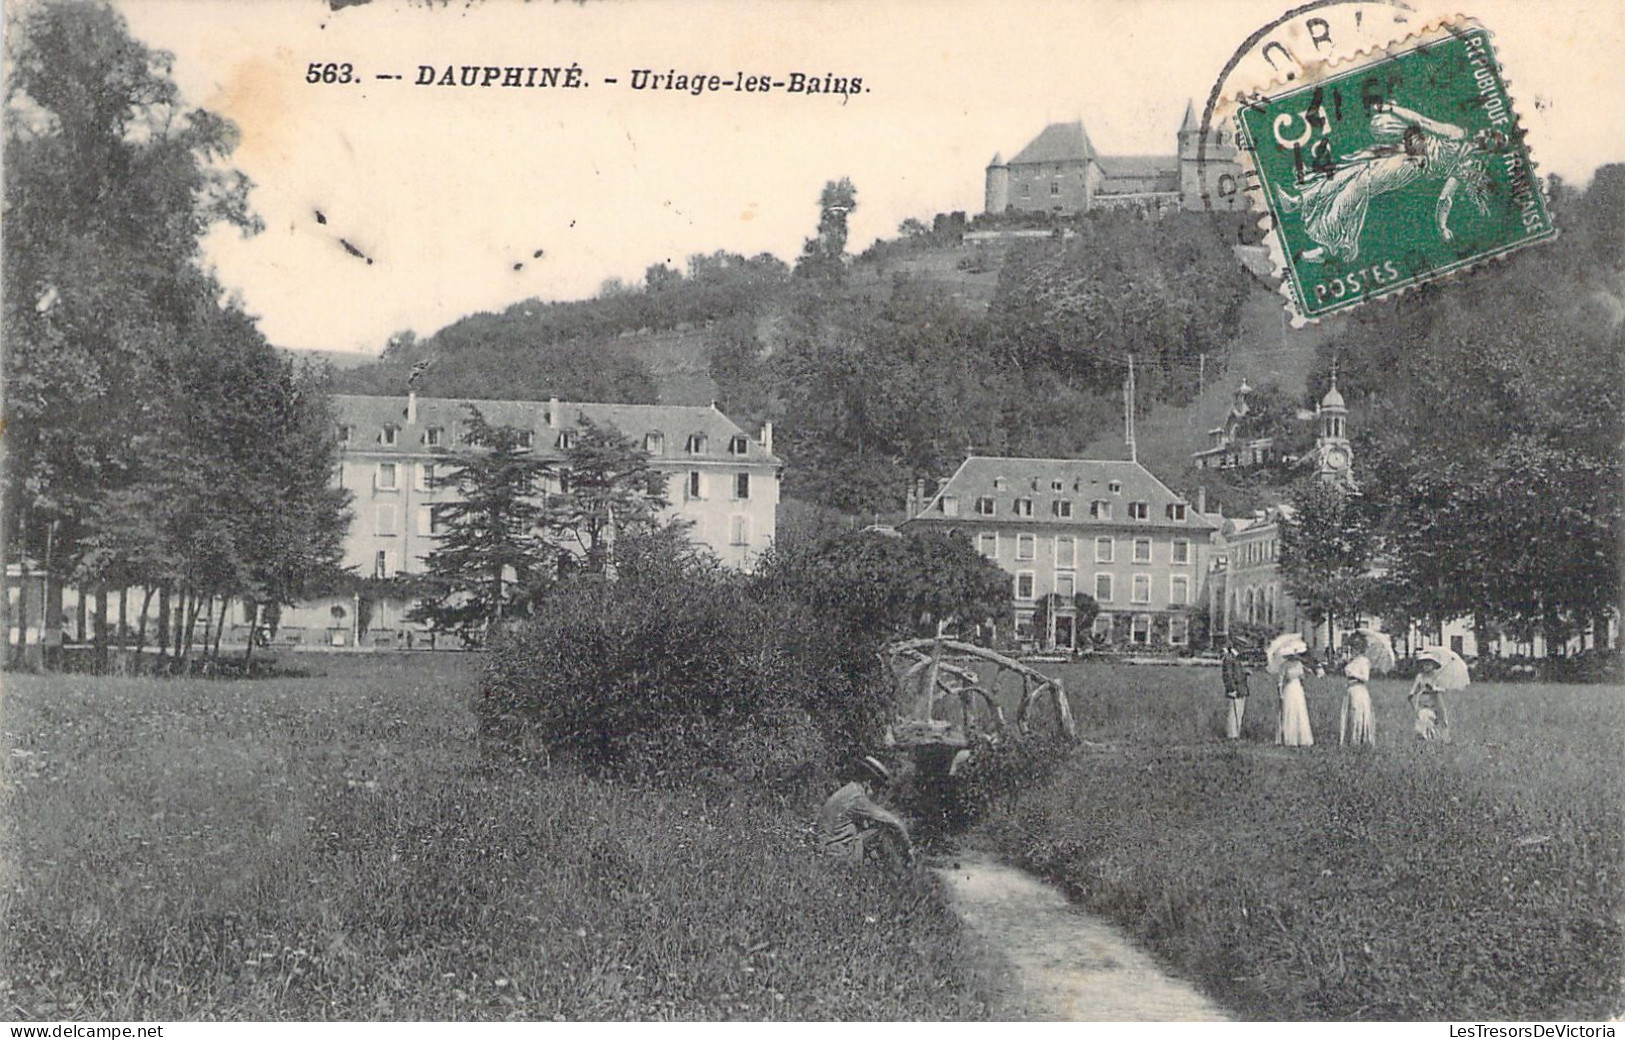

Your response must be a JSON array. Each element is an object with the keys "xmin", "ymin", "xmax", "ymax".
[{"xmin": 275, "ymin": 392, "xmax": 781, "ymax": 649}]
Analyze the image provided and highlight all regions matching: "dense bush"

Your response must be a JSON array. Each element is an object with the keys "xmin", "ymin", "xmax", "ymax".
[{"xmin": 480, "ymin": 571, "xmax": 890, "ymax": 784}]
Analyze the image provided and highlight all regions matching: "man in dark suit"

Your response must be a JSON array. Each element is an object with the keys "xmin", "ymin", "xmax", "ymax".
[{"xmin": 1222, "ymin": 644, "xmax": 1251, "ymax": 739}]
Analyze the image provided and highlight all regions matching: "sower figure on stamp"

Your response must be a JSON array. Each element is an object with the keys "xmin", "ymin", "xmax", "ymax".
[
  {"xmin": 1275, "ymin": 103, "xmax": 1492, "ymax": 264},
  {"xmin": 1221, "ymin": 643, "xmax": 1251, "ymax": 739},
  {"xmin": 818, "ymin": 756, "xmax": 914, "ymax": 867}
]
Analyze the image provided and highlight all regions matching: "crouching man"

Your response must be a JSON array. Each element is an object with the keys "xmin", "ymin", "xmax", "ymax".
[{"xmin": 818, "ymin": 756, "xmax": 914, "ymax": 867}]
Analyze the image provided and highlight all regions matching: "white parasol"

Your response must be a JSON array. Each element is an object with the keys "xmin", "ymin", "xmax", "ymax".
[
  {"xmin": 1266, "ymin": 632, "xmax": 1308, "ymax": 674},
  {"xmin": 1416, "ymin": 646, "xmax": 1471, "ymax": 690},
  {"xmin": 1357, "ymin": 629, "xmax": 1396, "ymax": 674}
]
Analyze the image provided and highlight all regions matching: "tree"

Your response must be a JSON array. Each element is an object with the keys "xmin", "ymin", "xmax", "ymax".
[
  {"xmin": 1278, "ymin": 481, "xmax": 1376, "ymax": 649},
  {"xmin": 408, "ymin": 407, "xmax": 554, "ymax": 645},
  {"xmin": 544, "ymin": 416, "xmax": 678, "ymax": 576},
  {"xmin": 794, "ymin": 177, "xmax": 857, "ymax": 282},
  {"xmin": 759, "ymin": 529, "xmax": 1011, "ymax": 649}
]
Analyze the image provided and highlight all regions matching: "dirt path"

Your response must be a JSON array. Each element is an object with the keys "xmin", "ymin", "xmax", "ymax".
[{"xmin": 933, "ymin": 850, "xmax": 1228, "ymax": 1021}]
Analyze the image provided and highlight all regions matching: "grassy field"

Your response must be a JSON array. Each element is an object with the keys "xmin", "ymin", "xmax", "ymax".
[
  {"xmin": 971, "ymin": 660, "xmax": 1625, "ymax": 1020},
  {"xmin": 0, "ymin": 654, "xmax": 1011, "ymax": 1021}
]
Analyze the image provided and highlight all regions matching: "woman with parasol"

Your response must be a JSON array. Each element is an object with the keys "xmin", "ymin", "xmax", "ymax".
[
  {"xmin": 1267, "ymin": 633, "xmax": 1314, "ymax": 747},
  {"xmin": 1341, "ymin": 630, "xmax": 1394, "ymax": 746},
  {"xmin": 1408, "ymin": 646, "xmax": 1470, "ymax": 743}
]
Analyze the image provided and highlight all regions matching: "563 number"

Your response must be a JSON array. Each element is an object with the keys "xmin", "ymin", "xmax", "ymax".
[{"xmin": 306, "ymin": 62, "xmax": 355, "ymax": 84}]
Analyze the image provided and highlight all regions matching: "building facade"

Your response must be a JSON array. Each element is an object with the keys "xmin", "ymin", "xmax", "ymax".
[
  {"xmin": 902, "ymin": 457, "xmax": 1218, "ymax": 650},
  {"xmin": 275, "ymin": 392, "xmax": 780, "ymax": 648},
  {"xmin": 983, "ymin": 102, "xmax": 1243, "ymax": 216}
]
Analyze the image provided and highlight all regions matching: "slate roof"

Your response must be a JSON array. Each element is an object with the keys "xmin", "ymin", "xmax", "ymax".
[
  {"xmin": 1095, "ymin": 154, "xmax": 1180, "ymax": 193},
  {"xmin": 332, "ymin": 394, "xmax": 779, "ymax": 464},
  {"xmin": 1007, "ymin": 121, "xmax": 1096, "ymax": 166},
  {"xmin": 908, "ymin": 456, "xmax": 1217, "ymax": 532}
]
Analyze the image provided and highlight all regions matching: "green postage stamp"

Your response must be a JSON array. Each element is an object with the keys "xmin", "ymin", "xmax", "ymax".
[{"xmin": 1233, "ymin": 20, "xmax": 1555, "ymax": 322}]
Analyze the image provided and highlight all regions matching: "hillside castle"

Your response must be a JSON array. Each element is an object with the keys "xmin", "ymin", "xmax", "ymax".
[{"xmin": 984, "ymin": 101, "xmax": 1244, "ymax": 216}]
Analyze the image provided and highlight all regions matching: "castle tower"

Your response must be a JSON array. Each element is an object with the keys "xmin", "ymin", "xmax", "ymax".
[
  {"xmin": 984, "ymin": 152, "xmax": 1010, "ymax": 214},
  {"xmin": 1177, "ymin": 99, "xmax": 1244, "ymax": 211}
]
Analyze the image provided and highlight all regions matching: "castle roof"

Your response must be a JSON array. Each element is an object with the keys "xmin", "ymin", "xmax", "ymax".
[
  {"xmin": 1095, "ymin": 154, "xmax": 1180, "ymax": 192},
  {"xmin": 1008, "ymin": 121, "xmax": 1096, "ymax": 166},
  {"xmin": 1180, "ymin": 99, "xmax": 1200, "ymax": 133}
]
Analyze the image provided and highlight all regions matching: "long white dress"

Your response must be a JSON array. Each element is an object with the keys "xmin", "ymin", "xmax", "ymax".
[
  {"xmin": 1277, "ymin": 660, "xmax": 1313, "ymax": 747},
  {"xmin": 1341, "ymin": 654, "xmax": 1376, "ymax": 746}
]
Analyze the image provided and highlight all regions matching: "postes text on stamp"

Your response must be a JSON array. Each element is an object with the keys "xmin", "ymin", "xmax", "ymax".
[{"xmin": 1232, "ymin": 20, "xmax": 1555, "ymax": 321}]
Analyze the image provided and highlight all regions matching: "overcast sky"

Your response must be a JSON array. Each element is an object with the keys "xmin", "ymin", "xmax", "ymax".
[{"xmin": 107, "ymin": 0, "xmax": 1625, "ymax": 355}]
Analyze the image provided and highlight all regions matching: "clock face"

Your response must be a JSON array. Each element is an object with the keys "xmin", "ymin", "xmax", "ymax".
[{"xmin": 1326, "ymin": 447, "xmax": 1349, "ymax": 470}]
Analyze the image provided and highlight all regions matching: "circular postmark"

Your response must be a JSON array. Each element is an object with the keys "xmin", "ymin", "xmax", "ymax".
[{"xmin": 1195, "ymin": 0, "xmax": 1417, "ymax": 227}]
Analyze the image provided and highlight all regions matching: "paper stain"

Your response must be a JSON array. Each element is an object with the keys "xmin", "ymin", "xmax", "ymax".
[{"xmin": 206, "ymin": 50, "xmax": 296, "ymax": 166}]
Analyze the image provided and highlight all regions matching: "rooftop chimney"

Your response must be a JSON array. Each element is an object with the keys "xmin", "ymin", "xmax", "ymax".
[
  {"xmin": 548, "ymin": 396, "xmax": 561, "ymax": 430},
  {"xmin": 407, "ymin": 390, "xmax": 418, "ymax": 425},
  {"xmin": 759, "ymin": 421, "xmax": 773, "ymax": 454},
  {"xmin": 1198, "ymin": 486, "xmax": 1207, "ymax": 514}
]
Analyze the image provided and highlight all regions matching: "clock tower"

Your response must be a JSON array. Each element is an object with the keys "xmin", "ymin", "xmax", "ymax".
[{"xmin": 1315, "ymin": 365, "xmax": 1355, "ymax": 488}]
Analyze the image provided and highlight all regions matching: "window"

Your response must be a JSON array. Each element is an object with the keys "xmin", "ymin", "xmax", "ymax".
[
  {"xmin": 1095, "ymin": 573, "xmax": 1113, "ymax": 602},
  {"xmin": 686, "ymin": 471, "xmax": 704, "ymax": 500},
  {"xmin": 1133, "ymin": 538, "xmax": 1152, "ymax": 563},
  {"xmin": 977, "ymin": 532, "xmax": 997, "ymax": 558},
  {"xmin": 338, "ymin": 425, "xmax": 352, "ymax": 444},
  {"xmin": 517, "ymin": 430, "xmax": 534, "ymax": 449},
  {"xmin": 975, "ymin": 497, "xmax": 996, "ymax": 516},
  {"xmin": 1016, "ymin": 533, "xmax": 1035, "ymax": 560},
  {"xmin": 374, "ymin": 550, "xmax": 391, "ymax": 579},
  {"xmin": 940, "ymin": 495, "xmax": 959, "ymax": 517},
  {"xmin": 375, "ymin": 504, "xmax": 397, "ymax": 536},
  {"xmin": 1095, "ymin": 536, "xmax": 1114, "ymax": 563},
  {"xmin": 1169, "ymin": 614, "xmax": 1190, "ymax": 646},
  {"xmin": 1052, "ymin": 500, "xmax": 1073, "ymax": 518},
  {"xmin": 1132, "ymin": 574, "xmax": 1151, "ymax": 603},
  {"xmin": 1056, "ymin": 537, "xmax": 1075, "ymax": 568},
  {"xmin": 1171, "ymin": 575, "xmax": 1190, "ymax": 605},
  {"xmin": 1051, "ymin": 479, "xmax": 1064, "ymax": 491},
  {"xmin": 1172, "ymin": 539, "xmax": 1190, "ymax": 565},
  {"xmin": 376, "ymin": 462, "xmax": 398, "ymax": 490},
  {"xmin": 1166, "ymin": 502, "xmax": 1187, "ymax": 521},
  {"xmin": 992, "ymin": 476, "xmax": 1006, "ymax": 490},
  {"xmin": 730, "ymin": 515, "xmax": 751, "ymax": 546},
  {"xmin": 1109, "ymin": 481, "xmax": 1122, "ymax": 494},
  {"xmin": 1090, "ymin": 500, "xmax": 1112, "ymax": 520},
  {"xmin": 1132, "ymin": 614, "xmax": 1152, "ymax": 645},
  {"xmin": 734, "ymin": 472, "xmax": 750, "ymax": 500},
  {"xmin": 645, "ymin": 432, "xmax": 665, "ymax": 454},
  {"xmin": 1015, "ymin": 572, "xmax": 1035, "ymax": 600},
  {"xmin": 415, "ymin": 462, "xmax": 435, "ymax": 492},
  {"xmin": 1093, "ymin": 612, "xmax": 1114, "ymax": 639},
  {"xmin": 1129, "ymin": 501, "xmax": 1150, "ymax": 520},
  {"xmin": 729, "ymin": 435, "xmax": 750, "ymax": 455},
  {"xmin": 1019, "ymin": 182, "xmax": 1031, "ymax": 199},
  {"xmin": 686, "ymin": 432, "xmax": 708, "ymax": 454},
  {"xmin": 1014, "ymin": 498, "xmax": 1034, "ymax": 517},
  {"xmin": 1055, "ymin": 572, "xmax": 1076, "ymax": 598},
  {"xmin": 425, "ymin": 426, "xmax": 443, "ymax": 447},
  {"xmin": 1050, "ymin": 180, "xmax": 1061, "ymax": 196},
  {"xmin": 1015, "ymin": 611, "xmax": 1034, "ymax": 640},
  {"xmin": 381, "ymin": 424, "xmax": 398, "ymax": 446},
  {"xmin": 556, "ymin": 431, "xmax": 574, "ymax": 449}
]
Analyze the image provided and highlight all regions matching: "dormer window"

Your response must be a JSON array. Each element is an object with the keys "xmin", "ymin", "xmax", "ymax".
[
  {"xmin": 729, "ymin": 435, "xmax": 749, "ymax": 455},
  {"xmin": 517, "ymin": 431, "xmax": 534, "ymax": 449},
  {"xmin": 424, "ymin": 426, "xmax": 443, "ymax": 447},
  {"xmin": 381, "ymin": 424, "xmax": 398, "ymax": 446},
  {"xmin": 556, "ymin": 431, "xmax": 574, "ymax": 450},
  {"xmin": 992, "ymin": 476, "xmax": 1006, "ymax": 490},
  {"xmin": 1051, "ymin": 479, "xmax": 1064, "ymax": 492},
  {"xmin": 939, "ymin": 496, "xmax": 959, "ymax": 517},
  {"xmin": 1052, "ymin": 500, "xmax": 1073, "ymax": 518},
  {"xmin": 1109, "ymin": 480, "xmax": 1122, "ymax": 494},
  {"xmin": 975, "ymin": 497, "xmax": 995, "ymax": 516},
  {"xmin": 1129, "ymin": 501, "xmax": 1150, "ymax": 520},
  {"xmin": 645, "ymin": 432, "xmax": 665, "ymax": 455},
  {"xmin": 338, "ymin": 425, "xmax": 352, "ymax": 444},
  {"xmin": 686, "ymin": 432, "xmax": 708, "ymax": 455},
  {"xmin": 1090, "ymin": 500, "xmax": 1112, "ymax": 520},
  {"xmin": 1014, "ymin": 498, "xmax": 1034, "ymax": 517},
  {"xmin": 1166, "ymin": 503, "xmax": 1187, "ymax": 521}
]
